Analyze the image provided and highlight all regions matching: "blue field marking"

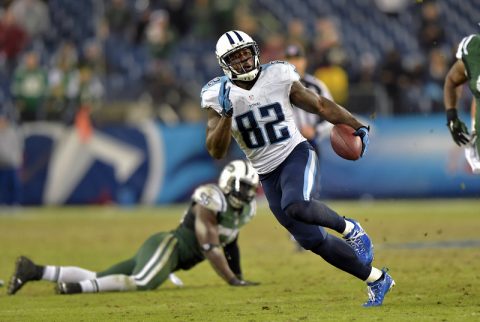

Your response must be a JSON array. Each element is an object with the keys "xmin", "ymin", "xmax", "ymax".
[{"xmin": 377, "ymin": 240, "xmax": 480, "ymax": 250}]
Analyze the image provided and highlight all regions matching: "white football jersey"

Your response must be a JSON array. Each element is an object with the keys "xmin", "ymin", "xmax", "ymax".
[{"xmin": 201, "ymin": 62, "xmax": 306, "ymax": 174}]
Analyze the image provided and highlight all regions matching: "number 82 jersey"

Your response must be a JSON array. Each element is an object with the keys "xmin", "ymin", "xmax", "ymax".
[{"xmin": 201, "ymin": 61, "xmax": 306, "ymax": 174}]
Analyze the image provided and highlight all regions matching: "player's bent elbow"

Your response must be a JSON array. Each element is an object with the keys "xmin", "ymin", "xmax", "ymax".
[
  {"xmin": 210, "ymin": 152, "xmax": 225, "ymax": 160},
  {"xmin": 206, "ymin": 139, "xmax": 227, "ymax": 159},
  {"xmin": 207, "ymin": 145, "xmax": 226, "ymax": 160},
  {"xmin": 316, "ymin": 98, "xmax": 327, "ymax": 116}
]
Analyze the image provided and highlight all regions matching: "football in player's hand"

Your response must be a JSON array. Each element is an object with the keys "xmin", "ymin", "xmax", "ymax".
[{"xmin": 330, "ymin": 124, "xmax": 362, "ymax": 161}]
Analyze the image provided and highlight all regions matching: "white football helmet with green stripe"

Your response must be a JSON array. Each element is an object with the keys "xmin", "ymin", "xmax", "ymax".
[{"xmin": 218, "ymin": 160, "xmax": 259, "ymax": 209}]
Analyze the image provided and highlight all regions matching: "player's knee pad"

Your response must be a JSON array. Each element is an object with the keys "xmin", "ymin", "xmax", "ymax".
[
  {"xmin": 293, "ymin": 234, "xmax": 327, "ymax": 250},
  {"xmin": 285, "ymin": 200, "xmax": 340, "ymax": 230},
  {"xmin": 285, "ymin": 201, "xmax": 313, "ymax": 224},
  {"xmin": 284, "ymin": 202, "xmax": 328, "ymax": 250}
]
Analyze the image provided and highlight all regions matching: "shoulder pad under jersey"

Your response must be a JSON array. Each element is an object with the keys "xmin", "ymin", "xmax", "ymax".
[
  {"xmin": 192, "ymin": 184, "xmax": 227, "ymax": 213},
  {"xmin": 200, "ymin": 76, "xmax": 228, "ymax": 114},
  {"xmin": 261, "ymin": 61, "xmax": 300, "ymax": 83},
  {"xmin": 456, "ymin": 34, "xmax": 480, "ymax": 59}
]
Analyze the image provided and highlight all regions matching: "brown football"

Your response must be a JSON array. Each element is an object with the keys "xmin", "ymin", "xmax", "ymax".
[{"xmin": 330, "ymin": 124, "xmax": 362, "ymax": 160}]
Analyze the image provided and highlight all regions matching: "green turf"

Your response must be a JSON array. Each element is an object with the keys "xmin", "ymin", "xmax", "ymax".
[{"xmin": 0, "ymin": 199, "xmax": 479, "ymax": 321}]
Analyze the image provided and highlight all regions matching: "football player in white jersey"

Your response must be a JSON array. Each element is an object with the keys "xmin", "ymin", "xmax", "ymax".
[
  {"xmin": 7, "ymin": 160, "xmax": 260, "ymax": 295},
  {"xmin": 201, "ymin": 30, "xmax": 394, "ymax": 307}
]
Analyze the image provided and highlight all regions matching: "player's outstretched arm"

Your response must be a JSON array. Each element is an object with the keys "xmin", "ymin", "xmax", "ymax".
[
  {"xmin": 194, "ymin": 204, "xmax": 257, "ymax": 286},
  {"xmin": 471, "ymin": 99, "xmax": 477, "ymax": 131},
  {"xmin": 223, "ymin": 237, "xmax": 242, "ymax": 279},
  {"xmin": 444, "ymin": 60, "xmax": 468, "ymax": 113},
  {"xmin": 206, "ymin": 108, "xmax": 232, "ymax": 159},
  {"xmin": 290, "ymin": 81, "xmax": 365, "ymax": 130},
  {"xmin": 444, "ymin": 60, "xmax": 470, "ymax": 146}
]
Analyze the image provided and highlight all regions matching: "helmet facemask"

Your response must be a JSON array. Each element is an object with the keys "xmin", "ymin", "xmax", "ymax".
[{"xmin": 228, "ymin": 179, "xmax": 257, "ymax": 209}]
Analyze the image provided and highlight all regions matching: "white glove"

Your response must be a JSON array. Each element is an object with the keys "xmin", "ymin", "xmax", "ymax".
[{"xmin": 168, "ymin": 273, "xmax": 184, "ymax": 287}]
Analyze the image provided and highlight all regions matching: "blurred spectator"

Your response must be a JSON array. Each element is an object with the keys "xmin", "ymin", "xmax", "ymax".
[
  {"xmin": 351, "ymin": 52, "xmax": 378, "ymax": 85},
  {"xmin": 285, "ymin": 18, "xmax": 309, "ymax": 51},
  {"xmin": 349, "ymin": 52, "xmax": 391, "ymax": 116},
  {"xmin": 105, "ymin": 0, "xmax": 134, "ymax": 41},
  {"xmin": 163, "ymin": 0, "xmax": 193, "ymax": 37},
  {"xmin": 132, "ymin": 2, "xmax": 152, "ymax": 45},
  {"xmin": 76, "ymin": 65, "xmax": 104, "ymax": 109},
  {"xmin": 145, "ymin": 9, "xmax": 177, "ymax": 61},
  {"xmin": 237, "ymin": 1, "xmax": 280, "ymax": 45},
  {"xmin": 401, "ymin": 54, "xmax": 429, "ymax": 114},
  {"xmin": 81, "ymin": 40, "xmax": 106, "ymax": 77},
  {"xmin": 11, "ymin": 51, "xmax": 48, "ymax": 122},
  {"xmin": 234, "ymin": 3, "xmax": 263, "ymax": 43},
  {"xmin": 417, "ymin": 1, "xmax": 446, "ymax": 52},
  {"xmin": 423, "ymin": 48, "xmax": 449, "ymax": 113},
  {"xmin": 259, "ymin": 32, "xmax": 285, "ymax": 63},
  {"xmin": 47, "ymin": 41, "xmax": 78, "ymax": 121},
  {"xmin": 309, "ymin": 17, "xmax": 342, "ymax": 70},
  {"xmin": 379, "ymin": 49, "xmax": 408, "ymax": 114},
  {"xmin": 0, "ymin": 8, "xmax": 28, "ymax": 75},
  {"xmin": 69, "ymin": 64, "xmax": 104, "ymax": 112},
  {"xmin": 189, "ymin": 0, "xmax": 215, "ymax": 39},
  {"xmin": 374, "ymin": 0, "xmax": 409, "ymax": 18},
  {"xmin": 189, "ymin": 0, "xmax": 237, "ymax": 40},
  {"xmin": 0, "ymin": 107, "xmax": 22, "ymax": 206},
  {"xmin": 209, "ymin": 0, "xmax": 236, "ymax": 36},
  {"xmin": 144, "ymin": 60, "xmax": 194, "ymax": 123},
  {"xmin": 54, "ymin": 62, "xmax": 103, "ymax": 137},
  {"xmin": 309, "ymin": 17, "xmax": 349, "ymax": 106},
  {"xmin": 314, "ymin": 47, "xmax": 349, "ymax": 105},
  {"xmin": 10, "ymin": 0, "xmax": 49, "ymax": 41}
]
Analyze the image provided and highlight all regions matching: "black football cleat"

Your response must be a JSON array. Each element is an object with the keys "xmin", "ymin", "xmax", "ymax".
[
  {"xmin": 55, "ymin": 282, "xmax": 82, "ymax": 295},
  {"xmin": 7, "ymin": 256, "xmax": 41, "ymax": 295}
]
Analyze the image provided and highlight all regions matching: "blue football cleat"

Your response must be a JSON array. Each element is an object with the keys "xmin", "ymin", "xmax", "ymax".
[
  {"xmin": 344, "ymin": 218, "xmax": 374, "ymax": 266},
  {"xmin": 363, "ymin": 268, "xmax": 395, "ymax": 307}
]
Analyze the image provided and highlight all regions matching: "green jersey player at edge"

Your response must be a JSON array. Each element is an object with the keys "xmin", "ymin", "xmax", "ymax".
[{"xmin": 444, "ymin": 33, "xmax": 480, "ymax": 173}]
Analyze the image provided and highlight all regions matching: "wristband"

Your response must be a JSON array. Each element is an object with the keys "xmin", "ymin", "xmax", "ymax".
[
  {"xmin": 355, "ymin": 125, "xmax": 370, "ymax": 133},
  {"xmin": 201, "ymin": 243, "xmax": 220, "ymax": 252},
  {"xmin": 446, "ymin": 108, "xmax": 458, "ymax": 123}
]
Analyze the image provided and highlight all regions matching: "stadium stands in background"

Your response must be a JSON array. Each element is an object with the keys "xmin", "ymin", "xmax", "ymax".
[{"xmin": 1, "ymin": 0, "xmax": 479, "ymax": 123}]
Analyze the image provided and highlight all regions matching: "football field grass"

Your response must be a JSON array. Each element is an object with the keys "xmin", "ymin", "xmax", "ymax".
[{"xmin": 0, "ymin": 199, "xmax": 479, "ymax": 321}]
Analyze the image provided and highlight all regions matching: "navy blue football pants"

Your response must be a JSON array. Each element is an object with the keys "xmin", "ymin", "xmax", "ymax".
[{"xmin": 260, "ymin": 141, "xmax": 371, "ymax": 280}]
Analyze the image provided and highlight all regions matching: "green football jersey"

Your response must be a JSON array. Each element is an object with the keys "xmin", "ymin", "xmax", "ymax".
[
  {"xmin": 172, "ymin": 184, "xmax": 256, "ymax": 270},
  {"xmin": 456, "ymin": 34, "xmax": 480, "ymax": 135}
]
